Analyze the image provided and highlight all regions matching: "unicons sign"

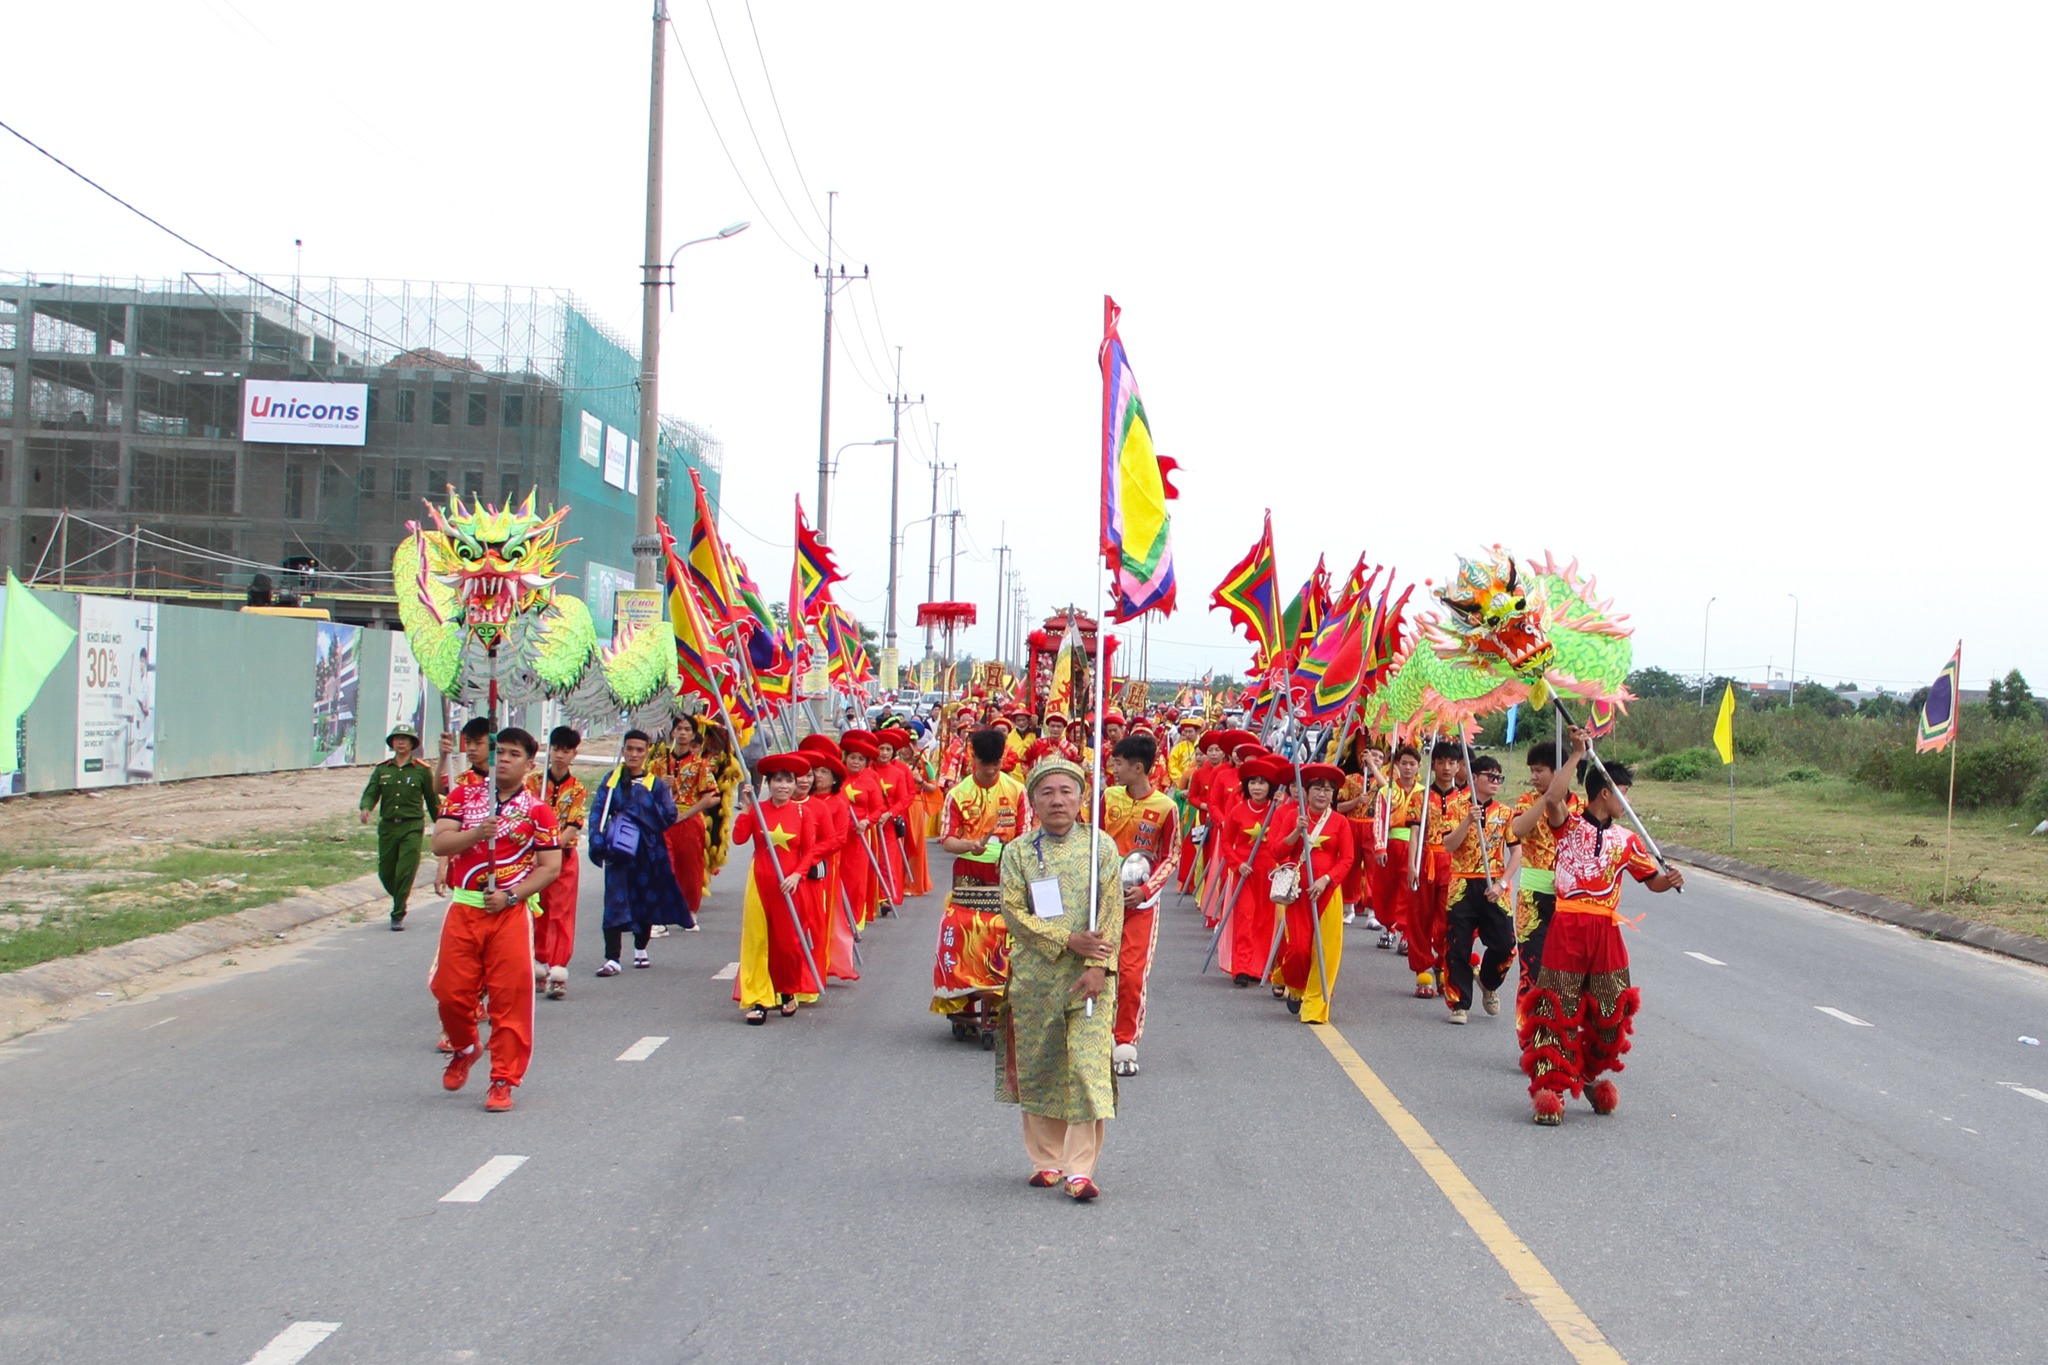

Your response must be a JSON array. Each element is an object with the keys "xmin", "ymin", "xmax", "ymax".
[{"xmin": 242, "ymin": 380, "xmax": 369, "ymax": 446}]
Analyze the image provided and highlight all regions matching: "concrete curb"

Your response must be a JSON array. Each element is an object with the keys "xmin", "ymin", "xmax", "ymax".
[
  {"xmin": 0, "ymin": 866, "xmax": 435, "ymax": 1029},
  {"xmin": 1663, "ymin": 843, "xmax": 2048, "ymax": 970}
]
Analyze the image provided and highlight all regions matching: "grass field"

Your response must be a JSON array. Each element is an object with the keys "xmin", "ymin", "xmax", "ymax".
[
  {"xmin": 1634, "ymin": 774, "xmax": 2048, "ymax": 941},
  {"xmin": 0, "ymin": 814, "xmax": 381, "ymax": 973}
]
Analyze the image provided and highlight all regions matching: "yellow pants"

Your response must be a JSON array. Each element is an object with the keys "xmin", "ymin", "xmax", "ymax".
[{"xmin": 1297, "ymin": 887, "xmax": 1346, "ymax": 1024}]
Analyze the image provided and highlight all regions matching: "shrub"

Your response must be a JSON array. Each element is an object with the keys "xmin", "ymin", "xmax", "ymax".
[
  {"xmin": 1784, "ymin": 766, "xmax": 1824, "ymax": 782},
  {"xmin": 1859, "ymin": 734, "xmax": 2045, "ymax": 808},
  {"xmin": 1646, "ymin": 747, "xmax": 1717, "ymax": 782}
]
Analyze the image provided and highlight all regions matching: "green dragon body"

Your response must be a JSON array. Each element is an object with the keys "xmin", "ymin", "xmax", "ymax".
[
  {"xmin": 1362, "ymin": 548, "xmax": 1633, "ymax": 741},
  {"xmin": 393, "ymin": 491, "xmax": 681, "ymax": 735}
]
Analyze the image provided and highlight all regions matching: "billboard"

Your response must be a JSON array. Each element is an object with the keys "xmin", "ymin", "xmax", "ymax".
[
  {"xmin": 387, "ymin": 630, "xmax": 424, "ymax": 743},
  {"xmin": 77, "ymin": 597, "xmax": 158, "ymax": 787},
  {"xmin": 603, "ymin": 424, "xmax": 630, "ymax": 489},
  {"xmin": 579, "ymin": 411, "xmax": 604, "ymax": 466},
  {"xmin": 313, "ymin": 622, "xmax": 361, "ymax": 766},
  {"xmin": 242, "ymin": 380, "xmax": 368, "ymax": 446}
]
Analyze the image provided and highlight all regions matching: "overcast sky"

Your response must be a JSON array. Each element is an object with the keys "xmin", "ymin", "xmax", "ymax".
[{"xmin": 9, "ymin": 3, "xmax": 2044, "ymax": 693}]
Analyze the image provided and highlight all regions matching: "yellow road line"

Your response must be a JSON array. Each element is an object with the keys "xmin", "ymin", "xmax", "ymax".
[{"xmin": 1312, "ymin": 1024, "xmax": 1627, "ymax": 1364}]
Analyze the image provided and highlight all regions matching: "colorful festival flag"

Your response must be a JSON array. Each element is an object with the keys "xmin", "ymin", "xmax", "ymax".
[
  {"xmin": 684, "ymin": 467, "xmax": 741, "ymax": 635},
  {"xmin": 658, "ymin": 518, "xmax": 729, "ymax": 704},
  {"xmin": 1044, "ymin": 616, "xmax": 1086, "ymax": 719},
  {"xmin": 793, "ymin": 499, "xmax": 846, "ymax": 623},
  {"xmin": 1099, "ymin": 296, "xmax": 1179, "ymax": 622},
  {"xmin": 1280, "ymin": 555, "xmax": 1333, "ymax": 658},
  {"xmin": 1917, "ymin": 642, "xmax": 1962, "ymax": 753},
  {"xmin": 1210, "ymin": 512, "xmax": 1285, "ymax": 670}
]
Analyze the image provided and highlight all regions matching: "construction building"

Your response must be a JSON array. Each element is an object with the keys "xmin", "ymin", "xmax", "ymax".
[{"xmin": 0, "ymin": 272, "xmax": 721, "ymax": 631}]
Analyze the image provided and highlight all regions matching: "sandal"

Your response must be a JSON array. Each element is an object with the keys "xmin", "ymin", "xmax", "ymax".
[
  {"xmin": 778, "ymin": 997, "xmax": 799, "ymax": 1017},
  {"xmin": 1027, "ymin": 1169, "xmax": 1063, "ymax": 1188},
  {"xmin": 743, "ymin": 1007, "xmax": 767, "ymax": 1025},
  {"xmin": 1270, "ymin": 984, "xmax": 1286, "ymax": 999}
]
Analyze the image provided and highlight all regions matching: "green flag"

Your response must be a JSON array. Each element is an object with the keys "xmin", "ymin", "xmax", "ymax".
[{"xmin": 0, "ymin": 573, "xmax": 77, "ymax": 774}]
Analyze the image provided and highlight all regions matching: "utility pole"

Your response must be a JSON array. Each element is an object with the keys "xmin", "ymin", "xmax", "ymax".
[
  {"xmin": 923, "ymin": 425, "xmax": 951, "ymax": 655},
  {"xmin": 632, "ymin": 0, "xmax": 668, "ymax": 590},
  {"xmin": 813, "ymin": 192, "xmax": 867, "ymax": 541},
  {"xmin": 945, "ymin": 509, "xmax": 961, "ymax": 599},
  {"xmin": 885, "ymin": 347, "xmax": 922, "ymax": 656},
  {"xmin": 993, "ymin": 525, "xmax": 1009, "ymax": 667}
]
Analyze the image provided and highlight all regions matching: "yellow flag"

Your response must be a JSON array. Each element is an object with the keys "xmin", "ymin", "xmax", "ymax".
[{"xmin": 1713, "ymin": 682, "xmax": 1737, "ymax": 764}]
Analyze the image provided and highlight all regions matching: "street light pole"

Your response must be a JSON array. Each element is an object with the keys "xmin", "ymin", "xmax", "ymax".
[
  {"xmin": 1698, "ymin": 596, "xmax": 1717, "ymax": 706},
  {"xmin": 632, "ymin": 0, "xmax": 668, "ymax": 591},
  {"xmin": 1787, "ymin": 592, "xmax": 1800, "ymax": 706},
  {"xmin": 822, "ymin": 438, "xmax": 893, "ymax": 542}
]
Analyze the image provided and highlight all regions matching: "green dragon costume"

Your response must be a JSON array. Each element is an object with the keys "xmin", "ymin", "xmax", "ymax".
[
  {"xmin": 392, "ymin": 491, "xmax": 682, "ymax": 735},
  {"xmin": 1362, "ymin": 548, "xmax": 1632, "ymax": 740}
]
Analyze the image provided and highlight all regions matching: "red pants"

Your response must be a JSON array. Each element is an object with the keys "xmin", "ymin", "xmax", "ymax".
[
  {"xmin": 431, "ymin": 902, "xmax": 536, "ymax": 1086},
  {"xmin": 1517, "ymin": 908, "xmax": 1639, "ymax": 1099},
  {"xmin": 1372, "ymin": 849, "xmax": 1406, "ymax": 936},
  {"xmin": 666, "ymin": 816, "xmax": 706, "ymax": 912},
  {"xmin": 532, "ymin": 850, "xmax": 578, "ymax": 970},
  {"xmin": 1226, "ymin": 879, "xmax": 1278, "ymax": 980},
  {"xmin": 1400, "ymin": 847, "xmax": 1450, "ymax": 977},
  {"xmin": 1114, "ymin": 906, "xmax": 1160, "ymax": 1046}
]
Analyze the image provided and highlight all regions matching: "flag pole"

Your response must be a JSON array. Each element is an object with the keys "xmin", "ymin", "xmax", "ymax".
[
  {"xmin": 1084, "ymin": 570, "xmax": 1108, "ymax": 1017},
  {"xmin": 1942, "ymin": 644, "xmax": 1961, "ymax": 903},
  {"xmin": 1551, "ymin": 698, "xmax": 1681, "ymax": 892},
  {"xmin": 709, "ymin": 687, "xmax": 826, "ymax": 994},
  {"xmin": 1727, "ymin": 751, "xmax": 1736, "ymax": 850}
]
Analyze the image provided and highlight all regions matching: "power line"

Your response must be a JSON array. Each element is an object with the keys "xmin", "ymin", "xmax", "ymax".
[
  {"xmin": 698, "ymin": 0, "xmax": 829, "ymax": 259},
  {"xmin": 666, "ymin": 20, "xmax": 814, "ymax": 264},
  {"xmin": 740, "ymin": 0, "xmax": 832, "ymax": 240}
]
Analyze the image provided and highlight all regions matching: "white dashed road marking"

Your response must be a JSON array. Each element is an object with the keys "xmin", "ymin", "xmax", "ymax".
[
  {"xmin": 1997, "ymin": 1082, "xmax": 2048, "ymax": 1106},
  {"xmin": 1685, "ymin": 952, "xmax": 1726, "ymax": 966},
  {"xmin": 439, "ymin": 1155, "xmax": 529, "ymax": 1203},
  {"xmin": 1815, "ymin": 1007, "xmax": 1873, "ymax": 1027},
  {"xmin": 617, "ymin": 1036, "xmax": 669, "ymax": 1061},
  {"xmin": 244, "ymin": 1321, "xmax": 340, "ymax": 1364},
  {"xmin": 142, "ymin": 1016, "xmax": 179, "ymax": 1030},
  {"xmin": 712, "ymin": 962, "xmax": 739, "ymax": 981}
]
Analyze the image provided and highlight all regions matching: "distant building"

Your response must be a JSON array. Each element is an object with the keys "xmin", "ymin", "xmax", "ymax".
[{"xmin": 0, "ymin": 272, "xmax": 720, "ymax": 631}]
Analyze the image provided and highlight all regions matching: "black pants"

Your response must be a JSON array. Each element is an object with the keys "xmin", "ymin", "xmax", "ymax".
[
  {"xmin": 603, "ymin": 927, "xmax": 652, "ymax": 962},
  {"xmin": 1445, "ymin": 878, "xmax": 1515, "ymax": 1011},
  {"xmin": 1518, "ymin": 889, "xmax": 1557, "ymax": 998}
]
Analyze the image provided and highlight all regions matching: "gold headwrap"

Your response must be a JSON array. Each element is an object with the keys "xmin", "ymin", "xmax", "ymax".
[{"xmin": 1024, "ymin": 755, "xmax": 1087, "ymax": 795}]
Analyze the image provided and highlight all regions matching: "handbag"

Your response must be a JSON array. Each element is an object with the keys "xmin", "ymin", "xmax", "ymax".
[
  {"xmin": 1268, "ymin": 862, "xmax": 1303, "ymax": 905},
  {"xmin": 600, "ymin": 777, "xmax": 642, "ymax": 859}
]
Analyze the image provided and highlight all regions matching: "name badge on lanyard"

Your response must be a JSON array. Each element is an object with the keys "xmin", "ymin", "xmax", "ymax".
[{"xmin": 1028, "ymin": 877, "xmax": 1065, "ymax": 920}]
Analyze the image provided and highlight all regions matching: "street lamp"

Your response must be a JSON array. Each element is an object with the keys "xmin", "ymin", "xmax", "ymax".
[
  {"xmin": 1698, "ymin": 596, "xmax": 1717, "ymax": 706},
  {"xmin": 822, "ymin": 438, "xmax": 894, "ymax": 541},
  {"xmin": 1787, "ymin": 592, "xmax": 1800, "ymax": 706},
  {"xmin": 634, "ymin": 219, "xmax": 750, "ymax": 590}
]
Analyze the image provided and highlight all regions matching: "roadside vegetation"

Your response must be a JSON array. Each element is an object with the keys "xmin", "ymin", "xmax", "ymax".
[{"xmin": 1471, "ymin": 666, "xmax": 2048, "ymax": 936}]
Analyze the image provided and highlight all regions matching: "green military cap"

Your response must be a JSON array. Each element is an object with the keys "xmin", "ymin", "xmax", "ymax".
[{"xmin": 387, "ymin": 723, "xmax": 421, "ymax": 746}]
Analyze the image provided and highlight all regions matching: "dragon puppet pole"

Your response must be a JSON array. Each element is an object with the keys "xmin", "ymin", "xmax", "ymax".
[
  {"xmin": 1551, "ymin": 698, "xmax": 1682, "ymax": 893},
  {"xmin": 709, "ymin": 689, "xmax": 827, "ymax": 992},
  {"xmin": 1409, "ymin": 729, "xmax": 1439, "ymax": 892},
  {"xmin": 485, "ymin": 642, "xmax": 499, "ymax": 892},
  {"xmin": 1455, "ymin": 731, "xmax": 1501, "ymax": 896}
]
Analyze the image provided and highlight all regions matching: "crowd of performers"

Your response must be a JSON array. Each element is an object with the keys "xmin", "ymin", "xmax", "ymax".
[{"xmin": 390, "ymin": 693, "xmax": 1680, "ymax": 1131}]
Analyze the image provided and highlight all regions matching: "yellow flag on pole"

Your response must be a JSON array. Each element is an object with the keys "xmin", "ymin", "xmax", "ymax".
[{"xmin": 1713, "ymin": 682, "xmax": 1737, "ymax": 764}]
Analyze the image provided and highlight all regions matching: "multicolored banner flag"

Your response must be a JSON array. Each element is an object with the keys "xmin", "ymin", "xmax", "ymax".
[
  {"xmin": 1100, "ymin": 296, "xmax": 1179, "ymax": 622},
  {"xmin": 1280, "ymin": 555, "xmax": 1332, "ymax": 658},
  {"xmin": 793, "ymin": 499, "xmax": 846, "ymax": 624},
  {"xmin": 1917, "ymin": 642, "xmax": 1962, "ymax": 753},
  {"xmin": 1210, "ymin": 512, "xmax": 1284, "ymax": 670},
  {"xmin": 684, "ymin": 467, "xmax": 741, "ymax": 636},
  {"xmin": 1044, "ymin": 616, "xmax": 1086, "ymax": 718},
  {"xmin": 658, "ymin": 517, "xmax": 729, "ymax": 705}
]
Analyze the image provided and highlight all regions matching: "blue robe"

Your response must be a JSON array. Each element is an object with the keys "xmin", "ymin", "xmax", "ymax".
[{"xmin": 588, "ymin": 769, "xmax": 693, "ymax": 931}]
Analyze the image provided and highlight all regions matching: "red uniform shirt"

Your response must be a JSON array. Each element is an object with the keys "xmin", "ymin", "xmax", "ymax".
[
  {"xmin": 731, "ymin": 798, "xmax": 812, "ymax": 900},
  {"xmin": 443, "ymin": 782, "xmax": 560, "ymax": 895},
  {"xmin": 1551, "ymin": 814, "xmax": 1660, "ymax": 918}
]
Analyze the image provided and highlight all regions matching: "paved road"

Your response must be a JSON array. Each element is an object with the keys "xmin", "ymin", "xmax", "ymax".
[{"xmin": 3, "ymin": 835, "xmax": 2047, "ymax": 1364}]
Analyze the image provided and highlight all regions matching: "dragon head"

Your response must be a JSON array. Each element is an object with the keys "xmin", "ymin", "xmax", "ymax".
[
  {"xmin": 419, "ymin": 490, "xmax": 578, "ymax": 640},
  {"xmin": 1432, "ymin": 546, "xmax": 1555, "ymax": 680}
]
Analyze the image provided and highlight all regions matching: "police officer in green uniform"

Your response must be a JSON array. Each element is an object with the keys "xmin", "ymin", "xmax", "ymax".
[{"xmin": 359, "ymin": 723, "xmax": 442, "ymax": 929}]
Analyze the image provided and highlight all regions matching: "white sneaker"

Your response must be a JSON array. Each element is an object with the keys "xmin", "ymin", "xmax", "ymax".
[
  {"xmin": 1362, "ymin": 915, "xmax": 1384, "ymax": 932},
  {"xmin": 649, "ymin": 925, "xmax": 670, "ymax": 938},
  {"xmin": 1482, "ymin": 989, "xmax": 1501, "ymax": 1016},
  {"xmin": 1342, "ymin": 907, "xmax": 1356, "ymax": 924},
  {"xmin": 1448, "ymin": 1009, "xmax": 1469, "ymax": 1025},
  {"xmin": 1112, "ymin": 1043, "xmax": 1139, "ymax": 1077},
  {"xmin": 683, "ymin": 923, "xmax": 701, "ymax": 932},
  {"xmin": 545, "ymin": 966, "xmax": 567, "ymax": 1000}
]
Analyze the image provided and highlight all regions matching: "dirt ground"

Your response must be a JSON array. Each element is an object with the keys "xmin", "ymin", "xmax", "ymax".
[{"xmin": 1, "ymin": 767, "xmax": 369, "ymax": 854}]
